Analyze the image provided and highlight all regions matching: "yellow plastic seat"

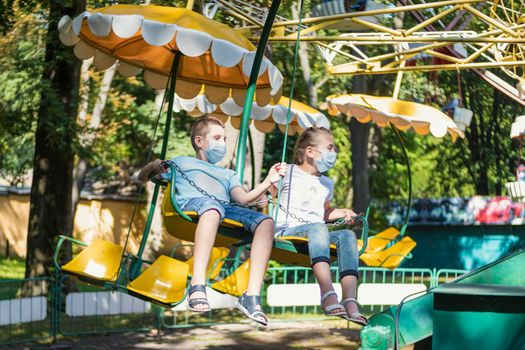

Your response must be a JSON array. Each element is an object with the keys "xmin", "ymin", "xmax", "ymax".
[
  {"xmin": 359, "ymin": 236, "xmax": 417, "ymax": 269},
  {"xmin": 61, "ymin": 239, "xmax": 124, "ymax": 283},
  {"xmin": 278, "ymin": 236, "xmax": 338, "ymax": 251},
  {"xmin": 127, "ymin": 255, "xmax": 189, "ymax": 307},
  {"xmin": 272, "ymin": 236, "xmax": 337, "ymax": 267},
  {"xmin": 211, "ymin": 259, "xmax": 250, "ymax": 297},
  {"xmin": 162, "ymin": 185, "xmax": 245, "ymax": 247},
  {"xmin": 185, "ymin": 247, "xmax": 230, "ymax": 280},
  {"xmin": 357, "ymin": 227, "xmax": 401, "ymax": 254}
]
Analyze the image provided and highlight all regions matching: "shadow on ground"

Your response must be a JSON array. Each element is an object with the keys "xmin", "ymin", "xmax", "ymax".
[{"xmin": 12, "ymin": 320, "xmax": 362, "ymax": 350}]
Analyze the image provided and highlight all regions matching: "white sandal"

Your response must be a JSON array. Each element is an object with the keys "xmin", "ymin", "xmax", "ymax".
[
  {"xmin": 340, "ymin": 298, "xmax": 368, "ymax": 326},
  {"xmin": 320, "ymin": 290, "xmax": 347, "ymax": 317}
]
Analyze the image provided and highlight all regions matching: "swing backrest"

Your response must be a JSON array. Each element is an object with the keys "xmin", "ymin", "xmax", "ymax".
[{"xmin": 61, "ymin": 239, "xmax": 124, "ymax": 283}]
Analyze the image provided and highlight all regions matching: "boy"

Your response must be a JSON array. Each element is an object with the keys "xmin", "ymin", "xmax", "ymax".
[{"xmin": 138, "ymin": 116, "xmax": 286, "ymax": 326}]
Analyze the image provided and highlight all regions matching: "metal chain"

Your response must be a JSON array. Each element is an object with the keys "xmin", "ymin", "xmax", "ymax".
[
  {"xmin": 165, "ymin": 160, "xmax": 354, "ymax": 228},
  {"xmin": 167, "ymin": 161, "xmax": 256, "ymax": 209}
]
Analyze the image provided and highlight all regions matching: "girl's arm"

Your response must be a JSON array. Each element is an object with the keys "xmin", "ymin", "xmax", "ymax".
[
  {"xmin": 324, "ymin": 201, "xmax": 357, "ymax": 222},
  {"xmin": 230, "ymin": 163, "xmax": 286, "ymax": 205}
]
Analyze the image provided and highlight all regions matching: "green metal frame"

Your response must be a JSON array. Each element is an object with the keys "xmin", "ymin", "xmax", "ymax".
[
  {"xmin": 53, "ymin": 234, "xmax": 189, "ymax": 310},
  {"xmin": 129, "ymin": 52, "xmax": 182, "ymax": 279},
  {"xmin": 235, "ymin": 0, "xmax": 282, "ymax": 181},
  {"xmin": 392, "ymin": 125, "xmax": 412, "ymax": 236}
]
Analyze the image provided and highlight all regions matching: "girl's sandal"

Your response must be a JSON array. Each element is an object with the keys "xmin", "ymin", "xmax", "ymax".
[
  {"xmin": 188, "ymin": 284, "xmax": 211, "ymax": 313},
  {"xmin": 341, "ymin": 298, "xmax": 368, "ymax": 326},
  {"xmin": 321, "ymin": 290, "xmax": 348, "ymax": 317},
  {"xmin": 235, "ymin": 293, "xmax": 268, "ymax": 326}
]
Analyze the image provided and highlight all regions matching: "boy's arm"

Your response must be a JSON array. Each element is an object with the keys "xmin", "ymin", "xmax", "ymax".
[
  {"xmin": 230, "ymin": 163, "xmax": 286, "ymax": 205},
  {"xmin": 324, "ymin": 201, "xmax": 357, "ymax": 222}
]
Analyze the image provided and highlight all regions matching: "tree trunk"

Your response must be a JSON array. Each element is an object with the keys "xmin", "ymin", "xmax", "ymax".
[
  {"xmin": 350, "ymin": 75, "xmax": 371, "ymax": 212},
  {"xmin": 72, "ymin": 64, "xmax": 116, "ymax": 217},
  {"xmin": 25, "ymin": 0, "xmax": 86, "ymax": 288}
]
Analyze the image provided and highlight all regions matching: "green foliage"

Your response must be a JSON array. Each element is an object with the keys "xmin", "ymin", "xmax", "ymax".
[
  {"xmin": 0, "ymin": 8, "xmax": 45, "ymax": 185},
  {"xmin": 0, "ymin": 257, "xmax": 25, "ymax": 280},
  {"xmin": 2, "ymin": 0, "xmax": 525, "ymax": 212},
  {"xmin": 328, "ymin": 117, "xmax": 352, "ymax": 207}
]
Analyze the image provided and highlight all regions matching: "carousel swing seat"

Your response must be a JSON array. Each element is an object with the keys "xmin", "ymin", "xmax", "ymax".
[
  {"xmin": 162, "ymin": 185, "xmax": 247, "ymax": 247},
  {"xmin": 364, "ymin": 226, "xmax": 401, "ymax": 253},
  {"xmin": 183, "ymin": 246, "xmax": 231, "ymax": 280},
  {"xmin": 127, "ymin": 255, "xmax": 189, "ymax": 307},
  {"xmin": 161, "ymin": 184, "xmax": 324, "ymax": 266},
  {"xmin": 210, "ymin": 259, "xmax": 251, "ymax": 297},
  {"xmin": 55, "ymin": 236, "xmax": 191, "ymax": 307},
  {"xmin": 359, "ymin": 236, "xmax": 417, "ymax": 269},
  {"xmin": 56, "ymin": 236, "xmax": 124, "ymax": 286}
]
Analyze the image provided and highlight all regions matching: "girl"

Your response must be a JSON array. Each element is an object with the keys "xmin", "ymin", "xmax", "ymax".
[{"xmin": 272, "ymin": 127, "xmax": 367, "ymax": 326}]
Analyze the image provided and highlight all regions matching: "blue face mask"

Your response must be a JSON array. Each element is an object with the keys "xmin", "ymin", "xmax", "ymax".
[
  {"xmin": 314, "ymin": 150, "xmax": 337, "ymax": 173},
  {"xmin": 204, "ymin": 139, "xmax": 227, "ymax": 164}
]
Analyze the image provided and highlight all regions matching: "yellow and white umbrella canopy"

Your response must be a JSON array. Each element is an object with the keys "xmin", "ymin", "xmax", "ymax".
[
  {"xmin": 57, "ymin": 5, "xmax": 283, "ymax": 106},
  {"xmin": 324, "ymin": 94, "xmax": 464, "ymax": 141},
  {"xmin": 174, "ymin": 95, "xmax": 330, "ymax": 135}
]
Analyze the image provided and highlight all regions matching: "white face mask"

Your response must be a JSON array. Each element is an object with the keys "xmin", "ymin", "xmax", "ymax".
[
  {"xmin": 204, "ymin": 138, "xmax": 226, "ymax": 164},
  {"xmin": 314, "ymin": 150, "xmax": 337, "ymax": 173}
]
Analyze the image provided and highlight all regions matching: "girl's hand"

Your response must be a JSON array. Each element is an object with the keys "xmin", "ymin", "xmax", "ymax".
[
  {"xmin": 343, "ymin": 208, "xmax": 358, "ymax": 223},
  {"xmin": 265, "ymin": 162, "xmax": 287, "ymax": 185}
]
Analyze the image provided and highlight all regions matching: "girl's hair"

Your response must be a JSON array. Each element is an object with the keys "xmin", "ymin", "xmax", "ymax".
[{"xmin": 294, "ymin": 127, "xmax": 333, "ymax": 164}]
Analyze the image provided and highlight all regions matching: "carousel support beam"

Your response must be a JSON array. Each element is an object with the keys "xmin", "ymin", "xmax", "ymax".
[
  {"xmin": 328, "ymin": 60, "xmax": 525, "ymax": 75},
  {"xmin": 242, "ymin": 0, "xmax": 484, "ymax": 30},
  {"xmin": 130, "ymin": 53, "xmax": 181, "ymax": 279},
  {"xmin": 235, "ymin": 0, "xmax": 281, "ymax": 181}
]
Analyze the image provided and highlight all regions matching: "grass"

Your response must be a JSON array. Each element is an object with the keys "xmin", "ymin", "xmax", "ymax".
[{"xmin": 0, "ymin": 256, "xmax": 25, "ymax": 280}]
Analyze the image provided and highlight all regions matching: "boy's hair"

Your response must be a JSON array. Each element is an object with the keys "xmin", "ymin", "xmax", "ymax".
[
  {"xmin": 190, "ymin": 116, "xmax": 225, "ymax": 151},
  {"xmin": 294, "ymin": 127, "xmax": 333, "ymax": 164}
]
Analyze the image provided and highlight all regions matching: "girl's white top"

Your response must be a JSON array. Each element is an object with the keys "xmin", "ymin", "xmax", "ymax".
[{"xmin": 275, "ymin": 164, "xmax": 333, "ymax": 234}]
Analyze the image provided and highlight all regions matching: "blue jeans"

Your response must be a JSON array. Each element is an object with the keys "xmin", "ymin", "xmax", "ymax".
[
  {"xmin": 182, "ymin": 197, "xmax": 272, "ymax": 235},
  {"xmin": 279, "ymin": 222, "xmax": 359, "ymax": 279}
]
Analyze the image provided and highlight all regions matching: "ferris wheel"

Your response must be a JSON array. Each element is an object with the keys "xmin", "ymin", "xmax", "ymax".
[{"xmin": 208, "ymin": 0, "xmax": 525, "ymax": 104}]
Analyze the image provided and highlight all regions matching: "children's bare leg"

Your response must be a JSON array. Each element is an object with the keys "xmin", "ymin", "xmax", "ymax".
[
  {"xmin": 189, "ymin": 209, "xmax": 221, "ymax": 310},
  {"xmin": 245, "ymin": 218, "xmax": 273, "ymax": 296},
  {"xmin": 240, "ymin": 218, "xmax": 273, "ymax": 323},
  {"xmin": 312, "ymin": 262, "xmax": 345, "ymax": 313},
  {"xmin": 341, "ymin": 275, "xmax": 359, "ymax": 313}
]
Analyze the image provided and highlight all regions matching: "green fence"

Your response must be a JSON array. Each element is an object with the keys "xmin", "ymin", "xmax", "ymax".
[
  {"xmin": 55, "ymin": 274, "xmax": 154, "ymax": 337},
  {"xmin": 0, "ymin": 277, "xmax": 51, "ymax": 345},
  {"xmin": 1, "ymin": 266, "xmax": 469, "ymax": 345}
]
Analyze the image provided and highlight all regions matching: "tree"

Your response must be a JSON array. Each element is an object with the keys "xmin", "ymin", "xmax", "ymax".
[{"xmin": 25, "ymin": 0, "xmax": 86, "ymax": 286}]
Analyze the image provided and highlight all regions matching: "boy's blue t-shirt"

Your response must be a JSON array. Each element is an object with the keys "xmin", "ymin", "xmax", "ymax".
[{"xmin": 161, "ymin": 156, "xmax": 242, "ymax": 208}]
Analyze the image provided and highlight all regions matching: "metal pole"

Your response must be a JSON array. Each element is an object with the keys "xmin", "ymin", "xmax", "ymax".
[
  {"xmin": 248, "ymin": 128, "xmax": 256, "ymax": 189},
  {"xmin": 392, "ymin": 126, "xmax": 412, "ymax": 236},
  {"xmin": 235, "ymin": 0, "xmax": 281, "ymax": 181},
  {"xmin": 130, "ymin": 53, "xmax": 181, "ymax": 279}
]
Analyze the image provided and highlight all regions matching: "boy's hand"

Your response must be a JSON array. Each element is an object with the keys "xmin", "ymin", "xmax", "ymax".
[
  {"xmin": 266, "ymin": 162, "xmax": 287, "ymax": 185},
  {"xmin": 138, "ymin": 159, "xmax": 167, "ymax": 182},
  {"xmin": 255, "ymin": 196, "xmax": 269, "ymax": 208}
]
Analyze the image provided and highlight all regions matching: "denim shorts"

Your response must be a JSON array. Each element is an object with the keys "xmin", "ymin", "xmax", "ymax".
[{"xmin": 182, "ymin": 197, "xmax": 272, "ymax": 235}]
